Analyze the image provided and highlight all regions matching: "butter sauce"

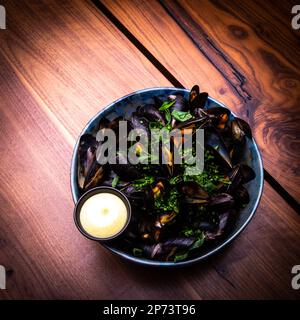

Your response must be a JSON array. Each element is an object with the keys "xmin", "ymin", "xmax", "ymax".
[{"xmin": 79, "ymin": 193, "xmax": 128, "ymax": 239}]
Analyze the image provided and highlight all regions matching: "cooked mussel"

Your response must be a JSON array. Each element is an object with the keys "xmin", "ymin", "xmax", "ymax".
[
  {"xmin": 231, "ymin": 117, "xmax": 252, "ymax": 141},
  {"xmin": 110, "ymin": 152, "xmax": 143, "ymax": 180},
  {"xmin": 169, "ymin": 94, "xmax": 189, "ymax": 127},
  {"xmin": 239, "ymin": 164, "xmax": 256, "ymax": 183},
  {"xmin": 206, "ymin": 106, "xmax": 230, "ymax": 130},
  {"xmin": 155, "ymin": 211, "xmax": 177, "ymax": 228},
  {"xmin": 189, "ymin": 85, "xmax": 208, "ymax": 109},
  {"xmin": 205, "ymin": 127, "xmax": 232, "ymax": 169},
  {"xmin": 205, "ymin": 211, "xmax": 233, "ymax": 240},
  {"xmin": 142, "ymin": 237, "xmax": 196, "ymax": 260},
  {"xmin": 179, "ymin": 181, "xmax": 209, "ymax": 204},
  {"xmin": 129, "ymin": 112, "xmax": 150, "ymax": 136},
  {"xmin": 209, "ymin": 193, "xmax": 234, "ymax": 211},
  {"xmin": 121, "ymin": 183, "xmax": 154, "ymax": 210},
  {"xmin": 152, "ymin": 180, "xmax": 166, "ymax": 199},
  {"xmin": 77, "ymin": 134, "xmax": 106, "ymax": 191},
  {"xmin": 234, "ymin": 185, "xmax": 250, "ymax": 205},
  {"xmin": 137, "ymin": 104, "xmax": 165, "ymax": 125}
]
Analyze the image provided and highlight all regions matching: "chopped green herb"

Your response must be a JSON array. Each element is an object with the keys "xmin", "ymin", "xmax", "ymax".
[
  {"xmin": 133, "ymin": 175, "xmax": 155, "ymax": 189},
  {"xmin": 154, "ymin": 188, "xmax": 179, "ymax": 213},
  {"xmin": 174, "ymin": 252, "xmax": 189, "ymax": 262},
  {"xmin": 149, "ymin": 121, "xmax": 163, "ymax": 130},
  {"xmin": 171, "ymin": 110, "xmax": 193, "ymax": 122},
  {"xmin": 169, "ymin": 175, "xmax": 182, "ymax": 185},
  {"xmin": 189, "ymin": 234, "xmax": 205, "ymax": 250},
  {"xmin": 182, "ymin": 228, "xmax": 194, "ymax": 237},
  {"xmin": 159, "ymin": 100, "xmax": 176, "ymax": 111},
  {"xmin": 133, "ymin": 248, "xmax": 143, "ymax": 257},
  {"xmin": 165, "ymin": 109, "xmax": 171, "ymax": 124},
  {"xmin": 111, "ymin": 176, "xmax": 119, "ymax": 188}
]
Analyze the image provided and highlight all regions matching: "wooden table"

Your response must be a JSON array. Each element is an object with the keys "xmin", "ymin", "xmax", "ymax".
[{"xmin": 0, "ymin": 0, "xmax": 299, "ymax": 299}]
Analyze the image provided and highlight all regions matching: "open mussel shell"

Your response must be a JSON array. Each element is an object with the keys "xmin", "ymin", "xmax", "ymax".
[
  {"xmin": 191, "ymin": 93, "xmax": 209, "ymax": 118},
  {"xmin": 137, "ymin": 104, "xmax": 165, "ymax": 125},
  {"xmin": 227, "ymin": 164, "xmax": 256, "ymax": 187},
  {"xmin": 230, "ymin": 118, "xmax": 253, "ymax": 164},
  {"xmin": 205, "ymin": 127, "xmax": 232, "ymax": 169},
  {"xmin": 83, "ymin": 162, "xmax": 106, "ymax": 191},
  {"xmin": 122, "ymin": 183, "xmax": 153, "ymax": 204},
  {"xmin": 226, "ymin": 165, "xmax": 243, "ymax": 192},
  {"xmin": 77, "ymin": 134, "xmax": 106, "ymax": 192},
  {"xmin": 178, "ymin": 181, "xmax": 209, "ymax": 203},
  {"xmin": 189, "ymin": 85, "xmax": 200, "ymax": 107},
  {"xmin": 160, "ymin": 144, "xmax": 174, "ymax": 176},
  {"xmin": 189, "ymin": 86, "xmax": 209, "ymax": 120},
  {"xmin": 155, "ymin": 211, "xmax": 177, "ymax": 228},
  {"xmin": 151, "ymin": 179, "xmax": 169, "ymax": 198},
  {"xmin": 205, "ymin": 210, "xmax": 235, "ymax": 240},
  {"xmin": 169, "ymin": 94, "xmax": 189, "ymax": 127},
  {"xmin": 77, "ymin": 134, "xmax": 96, "ymax": 189},
  {"xmin": 240, "ymin": 164, "xmax": 256, "ymax": 183},
  {"xmin": 209, "ymin": 193, "xmax": 234, "ymax": 211},
  {"xmin": 110, "ymin": 153, "xmax": 143, "ymax": 181},
  {"xmin": 91, "ymin": 117, "xmax": 110, "ymax": 137},
  {"xmin": 142, "ymin": 237, "xmax": 196, "ymax": 260},
  {"xmin": 206, "ymin": 106, "xmax": 230, "ymax": 130},
  {"xmin": 234, "ymin": 185, "xmax": 250, "ymax": 205},
  {"xmin": 231, "ymin": 117, "xmax": 252, "ymax": 141},
  {"xmin": 129, "ymin": 112, "xmax": 150, "ymax": 136},
  {"xmin": 138, "ymin": 215, "xmax": 156, "ymax": 241}
]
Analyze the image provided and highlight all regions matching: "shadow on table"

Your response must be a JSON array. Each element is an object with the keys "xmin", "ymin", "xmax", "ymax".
[{"xmin": 107, "ymin": 242, "xmax": 234, "ymax": 288}]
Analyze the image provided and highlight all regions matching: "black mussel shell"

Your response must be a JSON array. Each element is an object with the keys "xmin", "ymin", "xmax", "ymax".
[
  {"xmin": 230, "ymin": 140, "xmax": 245, "ymax": 165},
  {"xmin": 209, "ymin": 193, "xmax": 234, "ymax": 211},
  {"xmin": 205, "ymin": 127, "xmax": 232, "ymax": 169},
  {"xmin": 129, "ymin": 112, "xmax": 150, "ymax": 136},
  {"xmin": 231, "ymin": 117, "xmax": 252, "ymax": 141},
  {"xmin": 205, "ymin": 211, "xmax": 231, "ymax": 240},
  {"xmin": 240, "ymin": 164, "xmax": 256, "ymax": 183},
  {"xmin": 83, "ymin": 162, "xmax": 105, "ymax": 191},
  {"xmin": 178, "ymin": 181, "xmax": 209, "ymax": 200},
  {"xmin": 77, "ymin": 134, "xmax": 99, "ymax": 190},
  {"xmin": 155, "ymin": 212, "xmax": 177, "ymax": 228},
  {"xmin": 153, "ymin": 96, "xmax": 163, "ymax": 109},
  {"xmin": 227, "ymin": 165, "xmax": 243, "ymax": 192},
  {"xmin": 235, "ymin": 117, "xmax": 252, "ymax": 139},
  {"xmin": 189, "ymin": 85, "xmax": 200, "ymax": 107},
  {"xmin": 189, "ymin": 85, "xmax": 208, "ymax": 113},
  {"xmin": 137, "ymin": 104, "xmax": 165, "ymax": 125},
  {"xmin": 110, "ymin": 153, "xmax": 143, "ymax": 181},
  {"xmin": 234, "ymin": 185, "xmax": 250, "ymax": 205},
  {"xmin": 142, "ymin": 237, "xmax": 196, "ymax": 259},
  {"xmin": 122, "ymin": 184, "xmax": 154, "ymax": 210},
  {"xmin": 207, "ymin": 106, "xmax": 230, "ymax": 130},
  {"xmin": 91, "ymin": 117, "xmax": 110, "ymax": 137}
]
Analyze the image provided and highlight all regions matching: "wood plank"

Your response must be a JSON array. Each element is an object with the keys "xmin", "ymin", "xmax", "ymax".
[
  {"xmin": 0, "ymin": 0, "xmax": 299, "ymax": 299},
  {"xmin": 102, "ymin": 0, "xmax": 300, "ymax": 201},
  {"xmin": 0, "ymin": 0, "xmax": 170, "ymax": 139}
]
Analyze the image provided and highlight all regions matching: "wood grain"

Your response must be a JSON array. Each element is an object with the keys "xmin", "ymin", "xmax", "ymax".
[
  {"xmin": 102, "ymin": 0, "xmax": 300, "ymax": 201},
  {"xmin": 0, "ymin": 0, "xmax": 170, "ymax": 139},
  {"xmin": 0, "ymin": 0, "xmax": 299, "ymax": 299}
]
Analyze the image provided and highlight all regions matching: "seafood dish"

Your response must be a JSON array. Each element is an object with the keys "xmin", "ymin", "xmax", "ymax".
[{"xmin": 76, "ymin": 85, "xmax": 256, "ymax": 262}]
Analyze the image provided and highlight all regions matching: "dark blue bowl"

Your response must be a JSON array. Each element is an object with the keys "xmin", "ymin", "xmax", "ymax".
[{"xmin": 71, "ymin": 88, "xmax": 264, "ymax": 267}]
